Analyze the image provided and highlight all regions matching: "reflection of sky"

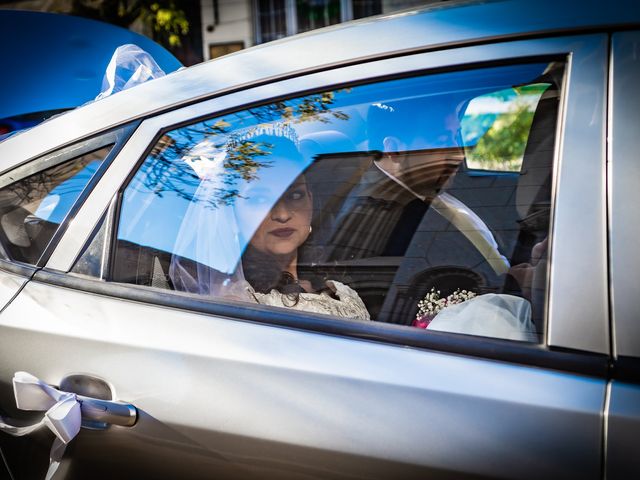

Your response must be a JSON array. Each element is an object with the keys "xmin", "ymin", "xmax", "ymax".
[
  {"xmin": 35, "ymin": 160, "xmax": 101, "ymax": 224},
  {"xmin": 118, "ymin": 157, "xmax": 198, "ymax": 254},
  {"xmin": 117, "ymin": 62, "xmax": 549, "ymax": 261}
]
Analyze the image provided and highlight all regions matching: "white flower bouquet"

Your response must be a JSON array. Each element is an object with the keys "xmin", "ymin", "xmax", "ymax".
[{"xmin": 413, "ymin": 287, "xmax": 477, "ymax": 328}]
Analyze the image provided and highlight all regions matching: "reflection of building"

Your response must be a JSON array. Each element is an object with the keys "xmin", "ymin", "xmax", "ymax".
[{"xmin": 201, "ymin": 0, "xmax": 437, "ymax": 60}]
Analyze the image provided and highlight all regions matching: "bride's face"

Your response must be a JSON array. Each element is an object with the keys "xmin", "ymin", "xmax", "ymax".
[{"xmin": 245, "ymin": 177, "xmax": 313, "ymax": 257}]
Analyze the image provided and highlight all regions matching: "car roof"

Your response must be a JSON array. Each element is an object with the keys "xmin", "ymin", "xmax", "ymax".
[{"xmin": 1, "ymin": 0, "xmax": 638, "ymax": 167}]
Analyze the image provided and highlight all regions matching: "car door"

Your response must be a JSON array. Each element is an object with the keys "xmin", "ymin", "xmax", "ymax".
[
  {"xmin": 0, "ymin": 34, "xmax": 610, "ymax": 480},
  {"xmin": 606, "ymin": 29, "xmax": 640, "ymax": 480}
]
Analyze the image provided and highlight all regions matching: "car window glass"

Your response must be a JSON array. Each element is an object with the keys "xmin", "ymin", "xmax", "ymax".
[
  {"xmin": 461, "ymin": 84, "xmax": 550, "ymax": 172},
  {"xmin": 74, "ymin": 62, "xmax": 563, "ymax": 343},
  {"xmin": 0, "ymin": 145, "xmax": 112, "ymax": 264}
]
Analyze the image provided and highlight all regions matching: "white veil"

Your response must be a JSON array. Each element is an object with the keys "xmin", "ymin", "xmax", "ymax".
[
  {"xmin": 168, "ymin": 141, "xmax": 251, "ymax": 299},
  {"xmin": 428, "ymin": 294, "xmax": 537, "ymax": 342}
]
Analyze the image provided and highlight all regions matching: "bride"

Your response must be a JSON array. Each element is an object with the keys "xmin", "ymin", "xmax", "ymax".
[
  {"xmin": 240, "ymin": 172, "xmax": 370, "ymax": 321},
  {"xmin": 169, "ymin": 132, "xmax": 370, "ymax": 322}
]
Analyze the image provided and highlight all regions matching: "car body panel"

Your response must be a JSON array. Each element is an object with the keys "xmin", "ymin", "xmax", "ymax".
[
  {"xmin": 606, "ymin": 381, "xmax": 640, "ymax": 479},
  {"xmin": 0, "ymin": 279, "xmax": 604, "ymax": 479},
  {"xmin": 0, "ymin": 270, "xmax": 29, "ymax": 308}
]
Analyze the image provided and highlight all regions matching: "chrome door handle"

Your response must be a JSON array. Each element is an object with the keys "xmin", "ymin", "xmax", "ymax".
[
  {"xmin": 59, "ymin": 373, "xmax": 137, "ymax": 428},
  {"xmin": 77, "ymin": 395, "xmax": 137, "ymax": 427},
  {"xmin": 1, "ymin": 372, "xmax": 137, "ymax": 480}
]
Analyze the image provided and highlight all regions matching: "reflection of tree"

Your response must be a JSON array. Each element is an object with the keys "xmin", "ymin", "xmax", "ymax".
[
  {"xmin": 224, "ymin": 136, "xmax": 273, "ymax": 183},
  {"xmin": 134, "ymin": 89, "xmax": 351, "ymax": 208},
  {"xmin": 249, "ymin": 90, "xmax": 350, "ymax": 125},
  {"xmin": 140, "ymin": 135, "xmax": 200, "ymax": 202},
  {"xmin": 134, "ymin": 133, "xmax": 274, "ymax": 208},
  {"xmin": 467, "ymin": 84, "xmax": 549, "ymax": 172}
]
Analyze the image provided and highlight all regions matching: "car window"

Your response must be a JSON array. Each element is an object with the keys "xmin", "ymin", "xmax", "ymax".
[
  {"xmin": 73, "ymin": 61, "xmax": 563, "ymax": 343},
  {"xmin": 0, "ymin": 145, "xmax": 112, "ymax": 264}
]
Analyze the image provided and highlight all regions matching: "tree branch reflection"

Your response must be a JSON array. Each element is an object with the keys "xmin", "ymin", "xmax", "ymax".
[{"xmin": 133, "ymin": 89, "xmax": 351, "ymax": 208}]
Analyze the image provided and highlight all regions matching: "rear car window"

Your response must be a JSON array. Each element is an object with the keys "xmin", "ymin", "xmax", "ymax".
[
  {"xmin": 73, "ymin": 61, "xmax": 563, "ymax": 343},
  {"xmin": 0, "ymin": 145, "xmax": 111, "ymax": 264}
]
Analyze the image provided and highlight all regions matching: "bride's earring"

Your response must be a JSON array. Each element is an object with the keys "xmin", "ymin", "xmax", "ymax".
[{"xmin": 309, "ymin": 225, "xmax": 313, "ymax": 234}]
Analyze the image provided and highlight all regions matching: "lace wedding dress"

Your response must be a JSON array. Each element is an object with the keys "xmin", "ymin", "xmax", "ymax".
[{"xmin": 248, "ymin": 280, "xmax": 371, "ymax": 321}]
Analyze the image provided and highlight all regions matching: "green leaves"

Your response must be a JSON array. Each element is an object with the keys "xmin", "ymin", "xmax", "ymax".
[
  {"xmin": 148, "ymin": 2, "xmax": 189, "ymax": 47},
  {"xmin": 69, "ymin": 1, "xmax": 190, "ymax": 48},
  {"xmin": 465, "ymin": 84, "xmax": 550, "ymax": 172}
]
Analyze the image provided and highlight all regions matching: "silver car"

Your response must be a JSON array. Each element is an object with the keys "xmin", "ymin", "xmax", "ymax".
[{"xmin": 1, "ymin": 1, "xmax": 639, "ymax": 478}]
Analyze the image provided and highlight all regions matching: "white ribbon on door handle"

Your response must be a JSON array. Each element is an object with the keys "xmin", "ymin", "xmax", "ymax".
[{"xmin": 0, "ymin": 371, "xmax": 81, "ymax": 480}]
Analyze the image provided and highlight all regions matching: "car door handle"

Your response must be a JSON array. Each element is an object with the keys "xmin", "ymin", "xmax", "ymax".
[
  {"xmin": 1, "ymin": 372, "xmax": 137, "ymax": 480},
  {"xmin": 59, "ymin": 373, "xmax": 137, "ymax": 428},
  {"xmin": 76, "ymin": 395, "xmax": 137, "ymax": 427}
]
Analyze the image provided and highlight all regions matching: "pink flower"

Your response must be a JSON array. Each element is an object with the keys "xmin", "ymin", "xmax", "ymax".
[{"xmin": 412, "ymin": 314, "xmax": 434, "ymax": 329}]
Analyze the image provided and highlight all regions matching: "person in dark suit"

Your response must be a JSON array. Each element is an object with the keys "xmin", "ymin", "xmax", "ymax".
[{"xmin": 325, "ymin": 97, "xmax": 466, "ymax": 262}]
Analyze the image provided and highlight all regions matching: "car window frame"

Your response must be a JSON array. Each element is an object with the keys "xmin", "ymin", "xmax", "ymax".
[{"xmin": 43, "ymin": 34, "xmax": 609, "ymax": 373}]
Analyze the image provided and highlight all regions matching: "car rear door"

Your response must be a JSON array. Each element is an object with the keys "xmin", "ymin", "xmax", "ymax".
[{"xmin": 1, "ymin": 34, "xmax": 610, "ymax": 480}]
